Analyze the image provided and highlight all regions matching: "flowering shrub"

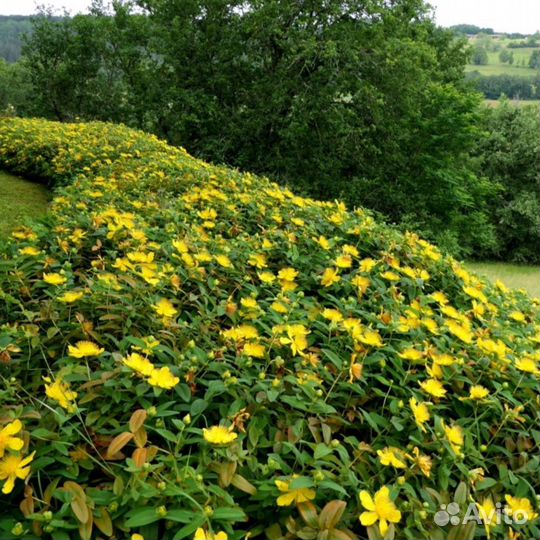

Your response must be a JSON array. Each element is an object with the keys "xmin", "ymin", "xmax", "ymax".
[{"xmin": 0, "ymin": 118, "xmax": 538, "ymax": 540}]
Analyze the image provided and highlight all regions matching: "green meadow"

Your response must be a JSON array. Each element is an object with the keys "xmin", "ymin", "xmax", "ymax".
[
  {"xmin": 0, "ymin": 170, "xmax": 49, "ymax": 237},
  {"xmin": 466, "ymin": 261, "xmax": 540, "ymax": 298}
]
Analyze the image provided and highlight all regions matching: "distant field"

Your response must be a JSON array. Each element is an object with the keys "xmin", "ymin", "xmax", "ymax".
[
  {"xmin": 466, "ymin": 35, "xmax": 539, "ymax": 76},
  {"xmin": 467, "ymin": 261, "xmax": 540, "ymax": 298},
  {"xmin": 0, "ymin": 171, "xmax": 49, "ymax": 237},
  {"xmin": 484, "ymin": 98, "xmax": 540, "ymax": 107},
  {"xmin": 465, "ymin": 63, "xmax": 537, "ymax": 76}
]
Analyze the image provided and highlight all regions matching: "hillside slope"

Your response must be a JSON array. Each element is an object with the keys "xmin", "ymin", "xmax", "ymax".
[{"xmin": 0, "ymin": 118, "xmax": 538, "ymax": 540}]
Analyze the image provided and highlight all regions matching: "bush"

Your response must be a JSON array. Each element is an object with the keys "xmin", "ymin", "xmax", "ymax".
[{"xmin": 0, "ymin": 118, "xmax": 539, "ymax": 540}]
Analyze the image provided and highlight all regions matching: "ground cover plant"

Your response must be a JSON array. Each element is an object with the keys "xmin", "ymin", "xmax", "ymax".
[{"xmin": 0, "ymin": 118, "xmax": 539, "ymax": 540}]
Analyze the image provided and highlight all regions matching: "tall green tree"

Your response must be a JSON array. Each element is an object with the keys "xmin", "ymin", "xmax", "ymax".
[{"xmin": 473, "ymin": 100, "xmax": 540, "ymax": 262}]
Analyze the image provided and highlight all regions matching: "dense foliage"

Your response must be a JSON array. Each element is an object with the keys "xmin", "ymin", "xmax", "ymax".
[
  {"xmin": 0, "ymin": 118, "xmax": 539, "ymax": 540},
  {"xmin": 472, "ymin": 100, "xmax": 540, "ymax": 263}
]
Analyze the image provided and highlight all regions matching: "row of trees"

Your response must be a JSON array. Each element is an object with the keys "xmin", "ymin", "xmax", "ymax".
[
  {"xmin": 1, "ymin": 1, "xmax": 538, "ymax": 262},
  {"xmin": 466, "ymin": 71, "xmax": 540, "ymax": 100}
]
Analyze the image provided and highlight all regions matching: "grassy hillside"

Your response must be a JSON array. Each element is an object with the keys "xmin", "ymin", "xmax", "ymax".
[{"xmin": 0, "ymin": 118, "xmax": 539, "ymax": 540}]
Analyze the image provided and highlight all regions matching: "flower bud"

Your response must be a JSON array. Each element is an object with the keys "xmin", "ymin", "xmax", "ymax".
[{"xmin": 11, "ymin": 523, "xmax": 24, "ymax": 537}]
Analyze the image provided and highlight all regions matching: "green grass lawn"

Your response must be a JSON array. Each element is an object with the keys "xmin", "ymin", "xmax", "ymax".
[
  {"xmin": 0, "ymin": 170, "xmax": 49, "ymax": 237},
  {"xmin": 466, "ymin": 261, "xmax": 540, "ymax": 298}
]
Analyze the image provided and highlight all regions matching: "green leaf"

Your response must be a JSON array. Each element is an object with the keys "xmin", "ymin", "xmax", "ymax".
[
  {"xmin": 125, "ymin": 508, "xmax": 161, "ymax": 527},
  {"xmin": 314, "ymin": 443, "xmax": 333, "ymax": 460},
  {"xmin": 212, "ymin": 507, "xmax": 247, "ymax": 522},
  {"xmin": 172, "ymin": 515, "xmax": 206, "ymax": 540}
]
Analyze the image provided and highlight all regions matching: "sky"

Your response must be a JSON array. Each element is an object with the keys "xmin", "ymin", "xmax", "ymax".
[
  {"xmin": 0, "ymin": 0, "xmax": 539, "ymax": 34},
  {"xmin": 429, "ymin": 0, "xmax": 540, "ymax": 34}
]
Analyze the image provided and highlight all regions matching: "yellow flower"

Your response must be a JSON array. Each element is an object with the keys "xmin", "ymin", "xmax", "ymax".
[
  {"xmin": 243, "ymin": 343, "xmax": 266, "ymax": 358},
  {"xmin": 248, "ymin": 253, "xmax": 267, "ymax": 269},
  {"xmin": 271, "ymin": 301, "xmax": 289, "ymax": 314},
  {"xmin": 58, "ymin": 291, "xmax": 84, "ymax": 303},
  {"xmin": 419, "ymin": 379, "xmax": 447, "ymax": 398},
  {"xmin": 381, "ymin": 271, "xmax": 400, "ymax": 281},
  {"xmin": 172, "ymin": 239, "xmax": 189, "ymax": 253},
  {"xmin": 240, "ymin": 297, "xmax": 259, "ymax": 310},
  {"xmin": 321, "ymin": 267, "xmax": 340, "ymax": 287},
  {"xmin": 377, "ymin": 447, "xmax": 406, "ymax": 468},
  {"xmin": 275, "ymin": 476, "xmax": 316, "ymax": 506},
  {"xmin": 19, "ymin": 246, "xmax": 41, "ymax": 256},
  {"xmin": 335, "ymin": 254, "xmax": 352, "ymax": 268},
  {"xmin": 342, "ymin": 244, "xmax": 359, "ymax": 257},
  {"xmin": 463, "ymin": 285, "xmax": 487, "ymax": 303},
  {"xmin": 0, "ymin": 420, "xmax": 24, "ymax": 458},
  {"xmin": 359, "ymin": 486, "xmax": 401, "ymax": 537},
  {"xmin": 44, "ymin": 377, "xmax": 78, "ymax": 412},
  {"xmin": 43, "ymin": 272, "xmax": 67, "ymax": 286},
  {"xmin": 222, "ymin": 325, "xmax": 259, "ymax": 341},
  {"xmin": 68, "ymin": 341, "xmax": 104, "ymax": 358},
  {"xmin": 446, "ymin": 320, "xmax": 473, "ymax": 344},
  {"xmin": 215, "ymin": 254, "xmax": 233, "ymax": 269},
  {"xmin": 399, "ymin": 348, "xmax": 424, "ymax": 362},
  {"xmin": 515, "ymin": 357, "xmax": 539, "ymax": 375},
  {"xmin": 357, "ymin": 329, "xmax": 383, "ymax": 348},
  {"xmin": 123, "ymin": 353, "xmax": 155, "ymax": 376},
  {"xmin": 504, "ymin": 495, "xmax": 538, "ymax": 521},
  {"xmin": 359, "ymin": 258, "xmax": 376, "ymax": 272},
  {"xmin": 443, "ymin": 422, "xmax": 464, "ymax": 456},
  {"xmin": 409, "ymin": 397, "xmax": 430, "ymax": 432},
  {"xmin": 476, "ymin": 497, "xmax": 496, "ymax": 539},
  {"xmin": 278, "ymin": 267, "xmax": 298, "ymax": 282},
  {"xmin": 281, "ymin": 324, "xmax": 310, "ymax": 355},
  {"xmin": 0, "ymin": 451, "xmax": 35, "ymax": 494},
  {"xmin": 322, "ymin": 308, "xmax": 343, "ymax": 323},
  {"xmin": 131, "ymin": 534, "xmax": 145, "ymax": 540},
  {"xmin": 147, "ymin": 367, "xmax": 179, "ymax": 389},
  {"xmin": 509, "ymin": 311, "xmax": 526, "ymax": 323},
  {"xmin": 468, "ymin": 385, "xmax": 490, "ymax": 400},
  {"xmin": 153, "ymin": 298, "xmax": 177, "ymax": 318},
  {"xmin": 409, "ymin": 447, "xmax": 432, "ymax": 478},
  {"xmin": 203, "ymin": 425, "xmax": 238, "ymax": 446},
  {"xmin": 315, "ymin": 235, "xmax": 331, "ymax": 250},
  {"xmin": 194, "ymin": 528, "xmax": 228, "ymax": 540},
  {"xmin": 258, "ymin": 271, "xmax": 276, "ymax": 284},
  {"xmin": 351, "ymin": 275, "xmax": 370, "ymax": 293},
  {"xmin": 431, "ymin": 291, "xmax": 448, "ymax": 305}
]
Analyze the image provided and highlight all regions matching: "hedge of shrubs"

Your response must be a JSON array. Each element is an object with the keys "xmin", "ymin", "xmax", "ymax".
[{"xmin": 0, "ymin": 118, "xmax": 539, "ymax": 540}]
